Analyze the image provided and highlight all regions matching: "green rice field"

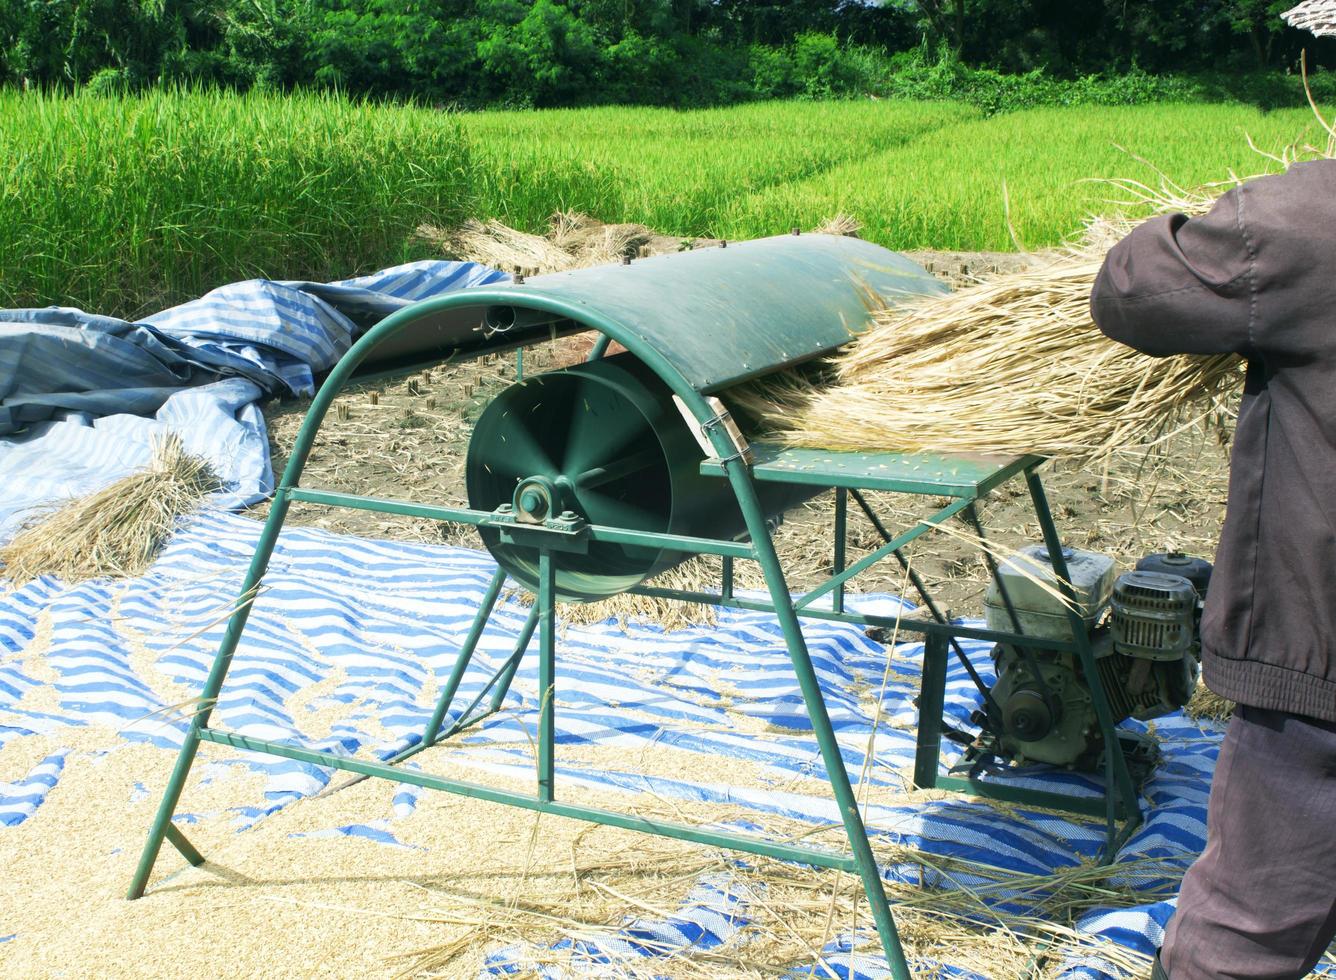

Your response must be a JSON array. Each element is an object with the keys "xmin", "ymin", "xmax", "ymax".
[
  {"xmin": 715, "ymin": 104, "xmax": 1324, "ymax": 250},
  {"xmin": 0, "ymin": 89, "xmax": 476, "ymax": 316},
  {"xmin": 456, "ymin": 100, "xmax": 979, "ymax": 234},
  {"xmin": 1, "ymin": 89, "xmax": 1329, "ymax": 315}
]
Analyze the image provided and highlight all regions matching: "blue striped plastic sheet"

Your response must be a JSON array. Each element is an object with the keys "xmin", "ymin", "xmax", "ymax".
[
  {"xmin": 0, "ymin": 511, "xmax": 1248, "ymax": 977},
  {"xmin": 0, "ymin": 260, "xmax": 508, "ymax": 536},
  {"xmin": 0, "ymin": 749, "xmax": 67, "ymax": 826}
]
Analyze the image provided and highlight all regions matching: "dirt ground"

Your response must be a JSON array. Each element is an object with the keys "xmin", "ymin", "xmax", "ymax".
[{"xmin": 258, "ymin": 249, "xmax": 1231, "ymax": 624}]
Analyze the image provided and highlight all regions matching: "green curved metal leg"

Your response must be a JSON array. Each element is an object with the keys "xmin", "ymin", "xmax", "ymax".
[
  {"xmin": 128, "ymin": 307, "xmax": 434, "ymax": 898},
  {"xmin": 722, "ymin": 461, "xmax": 911, "ymax": 980},
  {"xmin": 127, "ymin": 491, "xmax": 295, "ymax": 899}
]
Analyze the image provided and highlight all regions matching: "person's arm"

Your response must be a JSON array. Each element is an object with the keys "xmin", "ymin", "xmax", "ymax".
[{"xmin": 1090, "ymin": 187, "xmax": 1255, "ymax": 357}]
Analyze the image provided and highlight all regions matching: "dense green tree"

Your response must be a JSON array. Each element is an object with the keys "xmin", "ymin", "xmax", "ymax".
[
  {"xmin": 1222, "ymin": 0, "xmax": 1296, "ymax": 66},
  {"xmin": 477, "ymin": 0, "xmax": 602, "ymax": 105},
  {"xmin": 0, "ymin": 0, "xmax": 1330, "ymax": 103}
]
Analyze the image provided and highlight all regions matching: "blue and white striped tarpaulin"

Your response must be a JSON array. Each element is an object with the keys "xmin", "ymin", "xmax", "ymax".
[
  {"xmin": 0, "ymin": 260, "xmax": 508, "ymax": 536},
  {"xmin": 0, "ymin": 510, "xmax": 1273, "ymax": 978}
]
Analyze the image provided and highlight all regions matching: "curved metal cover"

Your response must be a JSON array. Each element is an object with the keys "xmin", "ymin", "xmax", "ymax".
[
  {"xmin": 361, "ymin": 235, "xmax": 946, "ymax": 393},
  {"xmin": 512, "ymin": 234, "xmax": 945, "ymax": 393}
]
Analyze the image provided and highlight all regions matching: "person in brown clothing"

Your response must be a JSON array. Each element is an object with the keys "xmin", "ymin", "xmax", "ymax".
[{"xmin": 1089, "ymin": 28, "xmax": 1336, "ymax": 973}]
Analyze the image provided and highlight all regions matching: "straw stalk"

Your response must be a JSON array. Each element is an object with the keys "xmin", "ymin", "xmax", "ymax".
[{"xmin": 1, "ymin": 433, "xmax": 219, "ymax": 583}]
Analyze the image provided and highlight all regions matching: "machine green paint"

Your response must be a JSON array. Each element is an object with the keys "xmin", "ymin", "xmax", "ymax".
[{"xmin": 128, "ymin": 235, "xmax": 1145, "ymax": 979}]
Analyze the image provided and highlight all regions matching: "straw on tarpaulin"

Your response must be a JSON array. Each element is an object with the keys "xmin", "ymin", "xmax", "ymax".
[
  {"xmin": 1187, "ymin": 682, "xmax": 1236, "ymax": 722},
  {"xmin": 0, "ymin": 433, "xmax": 219, "ymax": 583}
]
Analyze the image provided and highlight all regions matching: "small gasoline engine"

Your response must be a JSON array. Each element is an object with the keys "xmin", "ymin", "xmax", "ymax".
[{"xmin": 980, "ymin": 547, "xmax": 1212, "ymax": 770}]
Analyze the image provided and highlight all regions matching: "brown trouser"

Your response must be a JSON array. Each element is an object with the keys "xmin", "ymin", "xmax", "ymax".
[{"xmin": 1162, "ymin": 705, "xmax": 1336, "ymax": 979}]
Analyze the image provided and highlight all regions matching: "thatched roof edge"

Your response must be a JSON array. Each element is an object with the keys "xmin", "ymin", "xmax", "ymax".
[{"xmin": 1284, "ymin": 0, "xmax": 1336, "ymax": 38}]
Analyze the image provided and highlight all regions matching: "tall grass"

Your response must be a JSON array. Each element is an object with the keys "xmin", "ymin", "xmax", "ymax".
[
  {"xmin": 2, "ymin": 91, "xmax": 1329, "ymax": 318},
  {"xmin": 0, "ymin": 88, "xmax": 475, "ymax": 318},
  {"xmin": 459, "ymin": 100, "xmax": 981, "ymax": 235},
  {"xmin": 716, "ymin": 104, "xmax": 1325, "ymax": 250}
]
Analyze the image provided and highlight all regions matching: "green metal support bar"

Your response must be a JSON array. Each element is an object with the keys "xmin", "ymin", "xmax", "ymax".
[
  {"xmin": 285, "ymin": 488, "xmax": 756, "ymax": 560},
  {"xmin": 630, "ymin": 585, "xmax": 1080, "ymax": 652},
  {"xmin": 163, "ymin": 823, "xmax": 205, "ymax": 866},
  {"xmin": 402, "ymin": 602, "xmax": 540, "ymax": 765},
  {"xmin": 964, "ymin": 501, "xmax": 1057, "ymax": 723},
  {"xmin": 913, "ymin": 633, "xmax": 949, "ymax": 790},
  {"xmin": 1109, "ymin": 808, "xmax": 1143, "ymax": 853},
  {"xmin": 443, "ymin": 602, "xmax": 536, "ymax": 729},
  {"xmin": 848, "ymin": 489, "xmax": 1002, "ymax": 726},
  {"xmin": 934, "ymin": 775, "xmax": 1126, "ymax": 822},
  {"xmin": 1025, "ymin": 469, "xmax": 1143, "ymax": 857},
  {"xmin": 715, "ymin": 450, "xmax": 911, "ymax": 980},
  {"xmin": 289, "ymin": 487, "xmax": 481, "ymax": 524},
  {"xmin": 193, "ymin": 727, "xmax": 860, "ymax": 872},
  {"xmin": 341, "ymin": 615, "xmax": 537, "ymax": 793},
  {"xmin": 420, "ymin": 568, "xmax": 507, "ymax": 748},
  {"xmin": 489, "ymin": 605, "xmax": 539, "ymax": 712},
  {"xmin": 537, "ymin": 549, "xmax": 556, "ymax": 803},
  {"xmin": 794, "ymin": 496, "xmax": 975, "ymax": 611},
  {"xmin": 357, "ymin": 572, "xmax": 517, "ymax": 787},
  {"xmin": 833, "ymin": 488, "xmax": 848, "ymax": 615},
  {"xmin": 127, "ymin": 489, "xmax": 295, "ymax": 900}
]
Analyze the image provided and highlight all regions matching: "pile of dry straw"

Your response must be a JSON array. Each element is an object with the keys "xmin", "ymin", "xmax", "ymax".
[{"xmin": 417, "ymin": 212, "xmax": 682, "ymax": 274}]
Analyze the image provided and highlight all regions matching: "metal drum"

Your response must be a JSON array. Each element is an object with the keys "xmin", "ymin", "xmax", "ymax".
[{"xmin": 467, "ymin": 352, "xmax": 811, "ymax": 601}]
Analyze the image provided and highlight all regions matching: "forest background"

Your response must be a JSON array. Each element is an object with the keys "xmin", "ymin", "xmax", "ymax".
[{"xmin": 5, "ymin": 0, "xmax": 1336, "ymax": 111}]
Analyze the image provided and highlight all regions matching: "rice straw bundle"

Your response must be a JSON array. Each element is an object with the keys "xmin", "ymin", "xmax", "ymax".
[
  {"xmin": 814, "ymin": 213, "xmax": 862, "ymax": 237},
  {"xmin": 547, "ymin": 211, "xmax": 657, "ymax": 264},
  {"xmin": 1, "ymin": 433, "xmax": 219, "ymax": 583},
  {"xmin": 423, "ymin": 212, "xmax": 866, "ymax": 279},
  {"xmin": 421, "ymin": 213, "xmax": 661, "ymax": 275},
  {"xmin": 741, "ymin": 250, "xmax": 1244, "ymax": 462}
]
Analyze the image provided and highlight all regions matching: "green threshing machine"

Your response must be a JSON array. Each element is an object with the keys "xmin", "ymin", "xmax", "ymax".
[{"xmin": 128, "ymin": 234, "xmax": 1211, "ymax": 978}]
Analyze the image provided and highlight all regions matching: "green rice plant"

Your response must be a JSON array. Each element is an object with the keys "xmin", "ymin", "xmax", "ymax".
[
  {"xmin": 0, "ymin": 87, "xmax": 477, "ymax": 317},
  {"xmin": 717, "ymin": 103, "xmax": 1326, "ymax": 250},
  {"xmin": 459, "ymin": 100, "xmax": 982, "ymax": 235},
  {"xmin": 3, "ymin": 91, "xmax": 1328, "ymax": 319}
]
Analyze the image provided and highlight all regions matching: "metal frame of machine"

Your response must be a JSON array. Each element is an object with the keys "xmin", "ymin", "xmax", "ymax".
[{"xmin": 127, "ymin": 237, "xmax": 1144, "ymax": 980}]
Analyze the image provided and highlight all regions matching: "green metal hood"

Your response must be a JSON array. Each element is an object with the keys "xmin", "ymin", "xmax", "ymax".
[{"xmin": 358, "ymin": 234, "xmax": 946, "ymax": 393}]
